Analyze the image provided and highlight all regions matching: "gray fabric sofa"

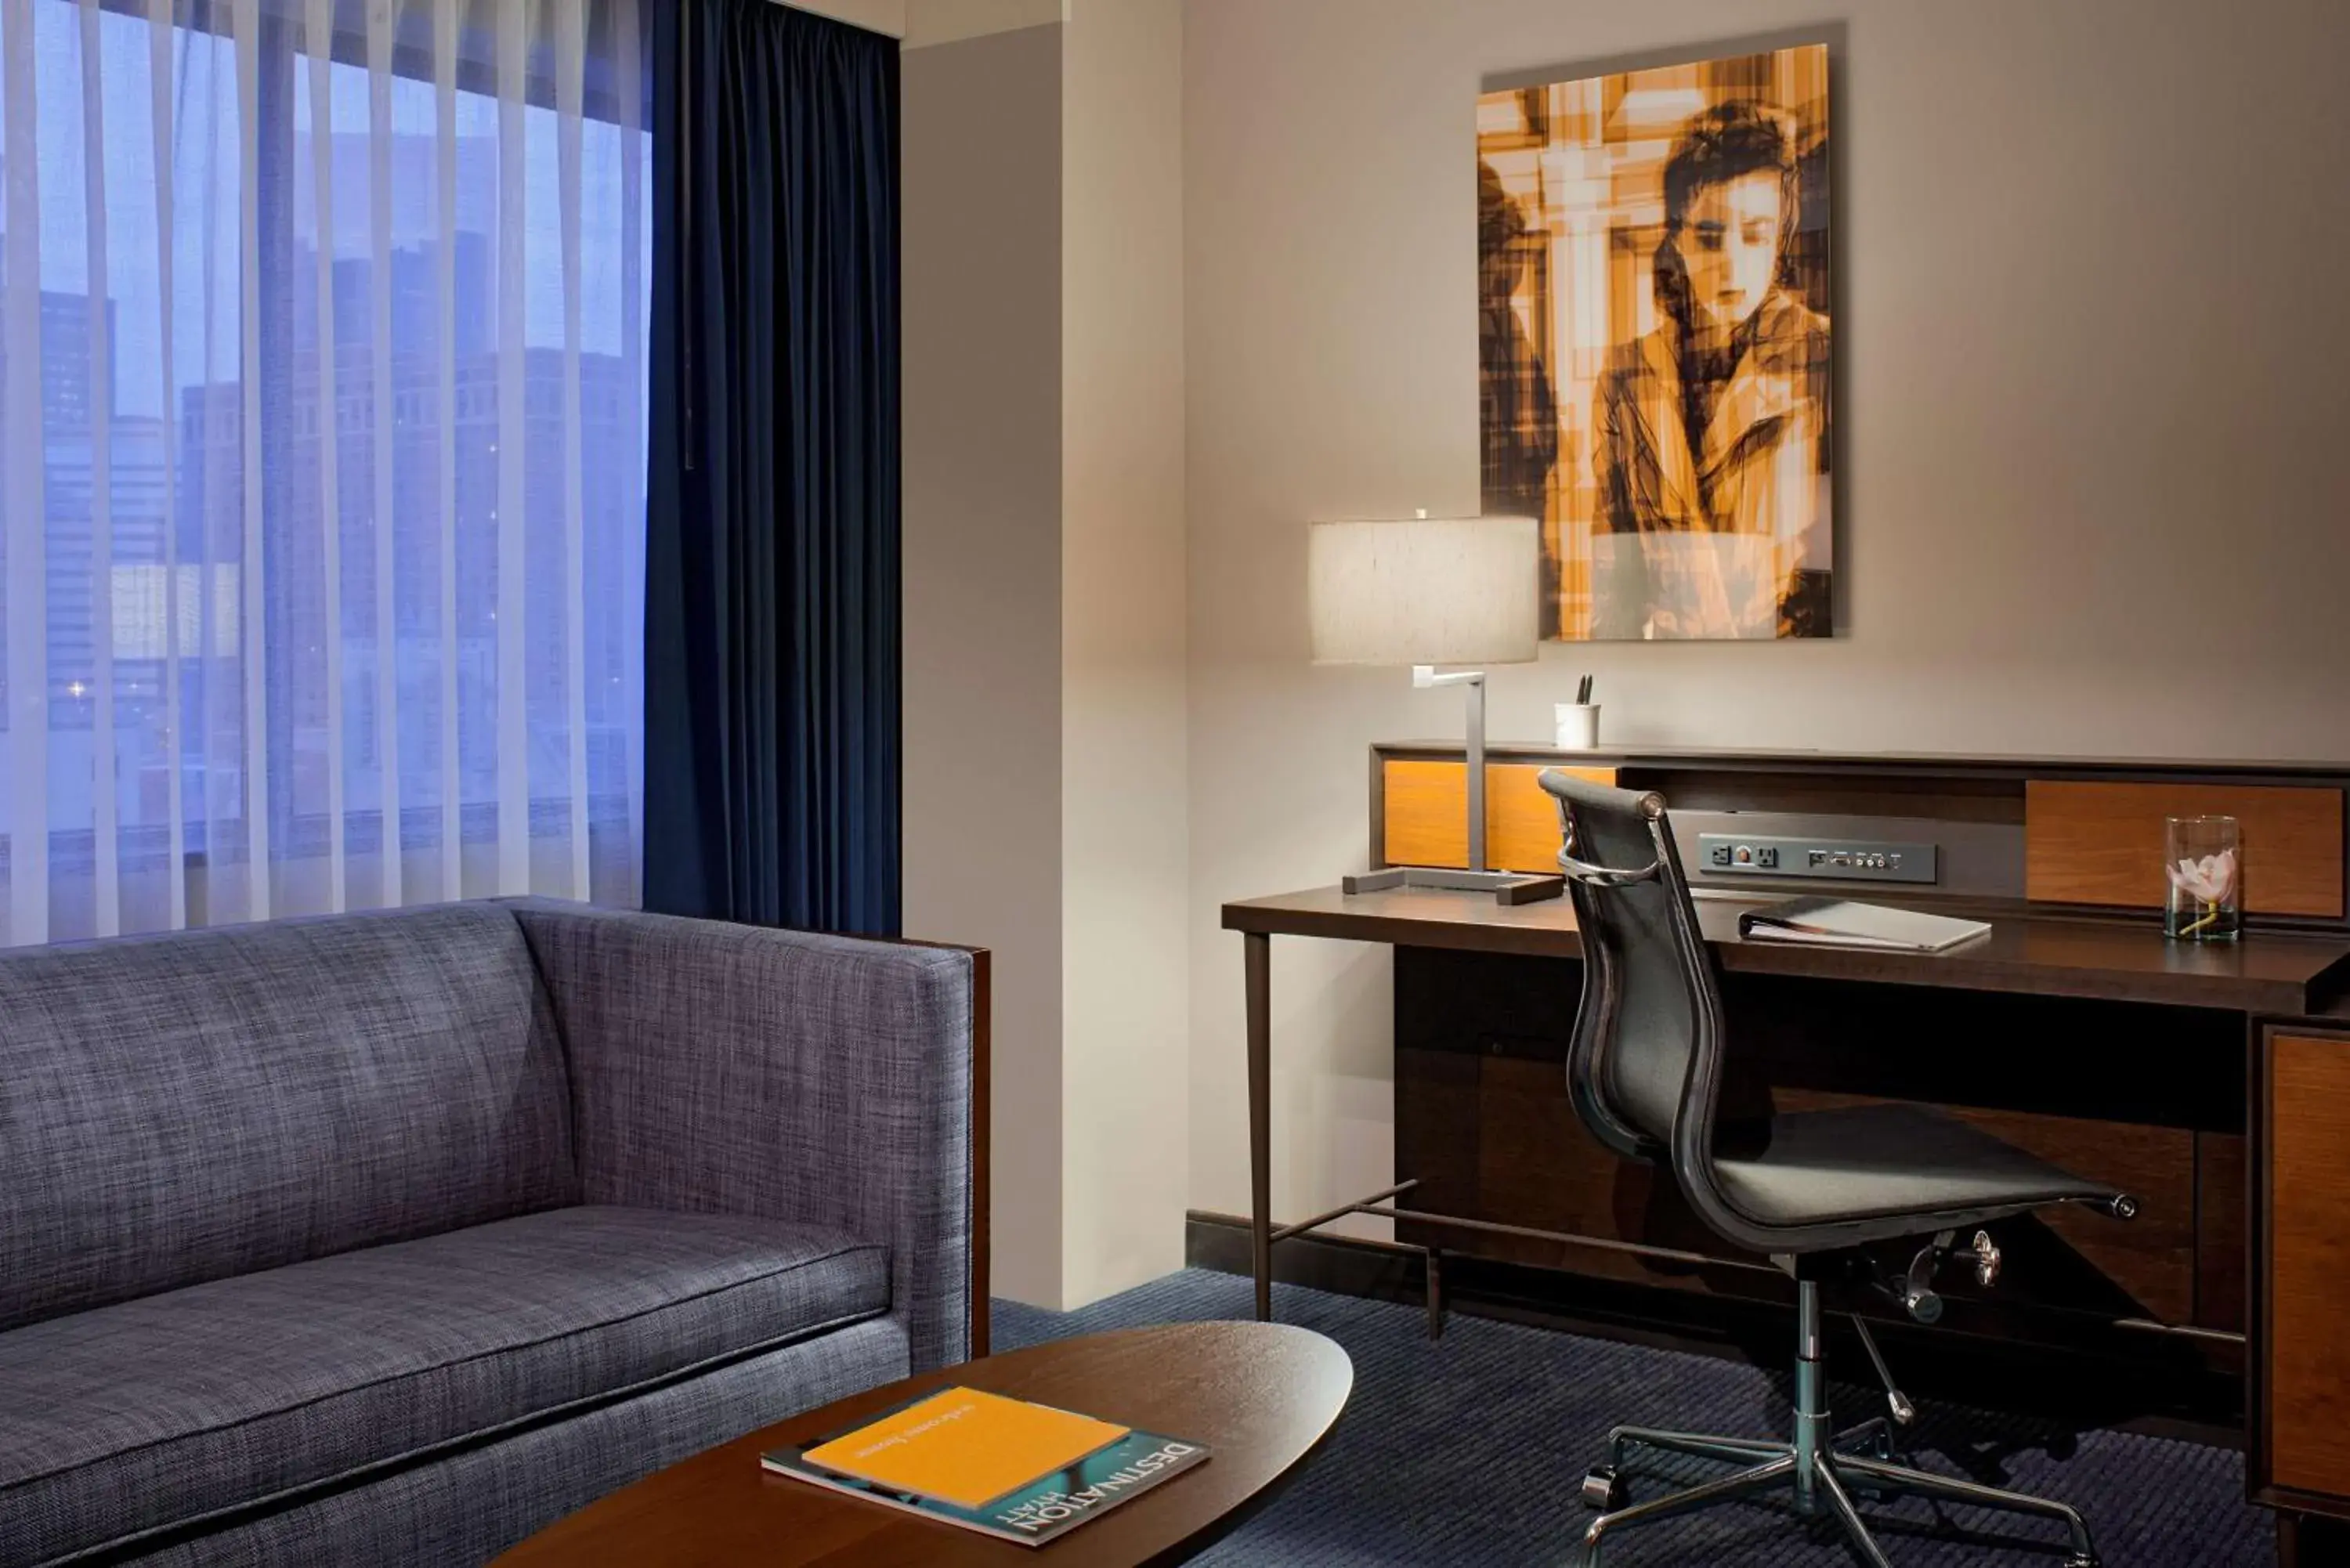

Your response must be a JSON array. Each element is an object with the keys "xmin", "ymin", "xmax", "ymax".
[{"xmin": 0, "ymin": 900, "xmax": 980, "ymax": 1566}]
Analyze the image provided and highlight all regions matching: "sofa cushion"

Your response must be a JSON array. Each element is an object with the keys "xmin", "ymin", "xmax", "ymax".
[
  {"xmin": 0, "ymin": 905, "xmax": 578, "ymax": 1334},
  {"xmin": 0, "ymin": 1207, "xmax": 888, "ymax": 1567}
]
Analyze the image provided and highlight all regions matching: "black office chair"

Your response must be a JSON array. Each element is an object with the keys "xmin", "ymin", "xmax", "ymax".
[{"xmin": 1539, "ymin": 772, "xmax": 2136, "ymax": 1567}]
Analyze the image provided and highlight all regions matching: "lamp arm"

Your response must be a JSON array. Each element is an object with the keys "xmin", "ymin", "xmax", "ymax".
[{"xmin": 1408, "ymin": 667, "xmax": 1490, "ymax": 870}]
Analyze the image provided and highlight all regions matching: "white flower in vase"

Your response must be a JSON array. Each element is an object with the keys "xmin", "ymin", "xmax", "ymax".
[{"xmin": 2166, "ymin": 848, "xmax": 2239, "ymax": 905}]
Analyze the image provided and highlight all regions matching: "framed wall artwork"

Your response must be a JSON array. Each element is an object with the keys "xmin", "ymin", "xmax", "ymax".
[{"xmin": 1479, "ymin": 44, "xmax": 1832, "ymax": 640}]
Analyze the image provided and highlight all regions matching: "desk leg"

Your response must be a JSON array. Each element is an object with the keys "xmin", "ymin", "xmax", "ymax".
[{"xmin": 1246, "ymin": 930, "xmax": 1272, "ymax": 1323}]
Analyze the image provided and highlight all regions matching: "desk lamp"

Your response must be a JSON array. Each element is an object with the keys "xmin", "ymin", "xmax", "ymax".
[{"xmin": 1308, "ymin": 511, "xmax": 1553, "ymax": 901}]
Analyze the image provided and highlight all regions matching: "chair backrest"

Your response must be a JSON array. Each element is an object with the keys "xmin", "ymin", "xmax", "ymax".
[{"xmin": 1537, "ymin": 772, "xmax": 1730, "ymax": 1174}]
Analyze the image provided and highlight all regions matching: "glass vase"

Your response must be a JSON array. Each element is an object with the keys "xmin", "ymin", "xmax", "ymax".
[{"xmin": 2164, "ymin": 815, "xmax": 2242, "ymax": 942}]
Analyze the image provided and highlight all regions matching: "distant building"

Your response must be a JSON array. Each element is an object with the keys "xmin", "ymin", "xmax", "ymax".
[
  {"xmin": 7, "ymin": 157, "xmax": 642, "ymax": 856},
  {"xmin": 179, "ymin": 233, "xmax": 639, "ymax": 837}
]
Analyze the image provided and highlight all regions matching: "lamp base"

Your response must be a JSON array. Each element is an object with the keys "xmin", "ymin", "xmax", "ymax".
[{"xmin": 1342, "ymin": 866, "xmax": 1564, "ymax": 906}]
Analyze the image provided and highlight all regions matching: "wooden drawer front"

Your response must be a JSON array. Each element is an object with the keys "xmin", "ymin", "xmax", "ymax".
[
  {"xmin": 2269, "ymin": 1032, "xmax": 2350, "ymax": 1498},
  {"xmin": 2024, "ymin": 780, "xmax": 2344, "ymax": 917},
  {"xmin": 1383, "ymin": 761, "xmax": 1615, "ymax": 874},
  {"xmin": 1394, "ymin": 1047, "xmax": 1743, "ymax": 1285}
]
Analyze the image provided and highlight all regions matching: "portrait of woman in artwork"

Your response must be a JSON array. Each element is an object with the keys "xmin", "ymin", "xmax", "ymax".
[{"xmin": 1477, "ymin": 46, "xmax": 1833, "ymax": 641}]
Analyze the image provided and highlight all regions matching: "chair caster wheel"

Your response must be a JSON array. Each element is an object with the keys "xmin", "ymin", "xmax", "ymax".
[
  {"xmin": 2063, "ymin": 1555, "xmax": 2099, "ymax": 1568},
  {"xmin": 1582, "ymin": 1465, "xmax": 1628, "ymax": 1512}
]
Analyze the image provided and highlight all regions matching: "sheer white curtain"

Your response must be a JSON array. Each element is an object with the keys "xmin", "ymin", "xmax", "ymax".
[{"xmin": 0, "ymin": 0, "xmax": 648, "ymax": 947}]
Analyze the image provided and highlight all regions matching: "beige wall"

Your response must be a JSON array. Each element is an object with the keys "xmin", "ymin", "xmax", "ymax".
[
  {"xmin": 902, "ymin": 23, "xmax": 1067, "ymax": 1306},
  {"xmin": 1182, "ymin": 0, "xmax": 2350, "ymax": 1233},
  {"xmin": 905, "ymin": 0, "xmax": 1067, "ymax": 49},
  {"xmin": 1061, "ymin": 0, "xmax": 1191, "ymax": 1306},
  {"xmin": 905, "ymin": 5, "xmax": 1187, "ymax": 1310},
  {"xmin": 794, "ymin": 0, "xmax": 1072, "ymax": 47},
  {"xmin": 779, "ymin": 0, "xmax": 906, "ymax": 38}
]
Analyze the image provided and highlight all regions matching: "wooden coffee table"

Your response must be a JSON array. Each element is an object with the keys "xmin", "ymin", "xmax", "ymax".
[{"xmin": 495, "ymin": 1321, "xmax": 1351, "ymax": 1567}]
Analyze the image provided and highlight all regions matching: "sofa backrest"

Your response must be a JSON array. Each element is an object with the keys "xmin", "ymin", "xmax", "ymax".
[{"xmin": 0, "ymin": 904, "xmax": 580, "ymax": 1332}]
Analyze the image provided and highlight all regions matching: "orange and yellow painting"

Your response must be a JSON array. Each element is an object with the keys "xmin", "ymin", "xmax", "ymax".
[{"xmin": 1480, "ymin": 45, "xmax": 1833, "ymax": 640}]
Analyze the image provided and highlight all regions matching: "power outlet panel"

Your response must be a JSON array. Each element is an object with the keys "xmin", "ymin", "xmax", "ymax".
[{"xmin": 1694, "ymin": 834, "xmax": 1939, "ymax": 885}]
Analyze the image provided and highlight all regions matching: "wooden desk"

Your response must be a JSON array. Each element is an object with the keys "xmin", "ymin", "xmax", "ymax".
[
  {"xmin": 1233, "ymin": 739, "xmax": 2350, "ymax": 1541},
  {"xmin": 1227, "ymin": 884, "xmax": 2350, "ymax": 1013},
  {"xmin": 1220, "ymin": 879, "xmax": 2350, "ymax": 1544}
]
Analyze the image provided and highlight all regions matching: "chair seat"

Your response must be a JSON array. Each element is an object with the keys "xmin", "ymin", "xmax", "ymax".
[
  {"xmin": 0, "ymin": 1206, "xmax": 888, "ymax": 1566},
  {"xmin": 1713, "ymin": 1103, "xmax": 2123, "ymax": 1245}
]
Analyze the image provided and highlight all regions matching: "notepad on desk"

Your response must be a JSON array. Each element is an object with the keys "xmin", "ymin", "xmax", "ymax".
[{"xmin": 1737, "ymin": 897, "xmax": 1991, "ymax": 954}]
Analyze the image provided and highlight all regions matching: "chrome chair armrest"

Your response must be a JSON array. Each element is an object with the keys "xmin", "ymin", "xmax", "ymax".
[{"xmin": 1556, "ymin": 849, "xmax": 1662, "ymax": 887}]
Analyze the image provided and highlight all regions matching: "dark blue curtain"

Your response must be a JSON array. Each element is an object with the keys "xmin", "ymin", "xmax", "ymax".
[{"xmin": 645, "ymin": 0, "xmax": 900, "ymax": 934}]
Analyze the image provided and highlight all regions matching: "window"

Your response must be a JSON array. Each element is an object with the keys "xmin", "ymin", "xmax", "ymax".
[{"xmin": 0, "ymin": 0, "xmax": 649, "ymax": 945}]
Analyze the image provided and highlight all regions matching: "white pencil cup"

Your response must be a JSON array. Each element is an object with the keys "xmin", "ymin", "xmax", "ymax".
[{"xmin": 1555, "ymin": 703, "xmax": 1600, "ymax": 750}]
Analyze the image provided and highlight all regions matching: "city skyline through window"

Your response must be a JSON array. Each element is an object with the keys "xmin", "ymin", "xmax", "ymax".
[{"xmin": 2, "ymin": 0, "xmax": 650, "ymax": 945}]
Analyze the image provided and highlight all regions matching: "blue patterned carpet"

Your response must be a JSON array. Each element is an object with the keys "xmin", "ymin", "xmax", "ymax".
[{"xmin": 992, "ymin": 1270, "xmax": 2271, "ymax": 1567}]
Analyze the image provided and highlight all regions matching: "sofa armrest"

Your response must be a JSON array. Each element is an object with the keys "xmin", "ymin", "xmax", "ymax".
[{"xmin": 505, "ymin": 900, "xmax": 983, "ymax": 1372}]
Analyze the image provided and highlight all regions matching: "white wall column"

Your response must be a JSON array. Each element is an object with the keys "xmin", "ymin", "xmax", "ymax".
[{"xmin": 903, "ymin": 0, "xmax": 1188, "ymax": 1311}]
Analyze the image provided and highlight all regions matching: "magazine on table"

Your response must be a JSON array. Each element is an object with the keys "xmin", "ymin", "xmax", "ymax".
[{"xmin": 761, "ymin": 1385, "xmax": 1209, "ymax": 1546}]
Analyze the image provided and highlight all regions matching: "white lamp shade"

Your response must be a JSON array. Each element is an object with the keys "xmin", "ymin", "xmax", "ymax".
[{"xmin": 1307, "ymin": 515, "xmax": 1540, "ymax": 666}]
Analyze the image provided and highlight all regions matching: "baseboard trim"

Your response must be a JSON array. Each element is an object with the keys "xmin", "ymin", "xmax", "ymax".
[
  {"xmin": 1185, "ymin": 1209, "xmax": 1800, "ymax": 1364},
  {"xmin": 1185, "ymin": 1209, "xmax": 1427, "ymax": 1306},
  {"xmin": 1184, "ymin": 1210, "xmax": 2243, "ymax": 1446}
]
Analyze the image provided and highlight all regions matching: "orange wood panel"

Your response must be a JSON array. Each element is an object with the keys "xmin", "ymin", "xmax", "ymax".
[
  {"xmin": 1383, "ymin": 761, "xmax": 1617, "ymax": 874},
  {"xmin": 2268, "ymin": 1031, "xmax": 2350, "ymax": 1497},
  {"xmin": 2024, "ymin": 780, "xmax": 2344, "ymax": 917}
]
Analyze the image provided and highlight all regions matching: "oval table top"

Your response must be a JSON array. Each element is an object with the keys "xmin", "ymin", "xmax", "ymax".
[{"xmin": 494, "ymin": 1321, "xmax": 1353, "ymax": 1568}]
